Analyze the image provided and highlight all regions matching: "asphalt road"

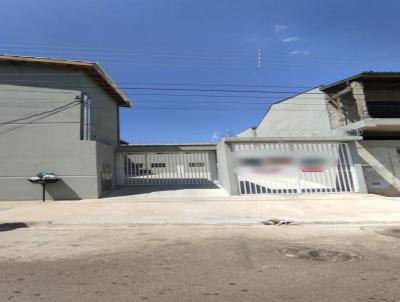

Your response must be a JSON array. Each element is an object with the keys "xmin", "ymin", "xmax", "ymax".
[{"xmin": 0, "ymin": 224, "xmax": 399, "ymax": 302}]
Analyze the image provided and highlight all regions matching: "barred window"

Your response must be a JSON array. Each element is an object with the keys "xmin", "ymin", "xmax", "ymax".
[
  {"xmin": 189, "ymin": 162, "xmax": 205, "ymax": 167},
  {"xmin": 151, "ymin": 163, "xmax": 166, "ymax": 168}
]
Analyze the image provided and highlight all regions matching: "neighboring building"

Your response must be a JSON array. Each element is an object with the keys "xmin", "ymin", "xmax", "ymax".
[
  {"xmin": 0, "ymin": 55, "xmax": 131, "ymax": 200},
  {"xmin": 218, "ymin": 72, "xmax": 400, "ymax": 196},
  {"xmin": 322, "ymin": 72, "xmax": 400, "ymax": 196}
]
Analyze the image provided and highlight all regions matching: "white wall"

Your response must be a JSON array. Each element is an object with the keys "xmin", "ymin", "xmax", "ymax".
[
  {"xmin": 357, "ymin": 140, "xmax": 400, "ymax": 196},
  {"xmin": 256, "ymin": 88, "xmax": 336, "ymax": 138},
  {"xmin": 237, "ymin": 128, "xmax": 256, "ymax": 138}
]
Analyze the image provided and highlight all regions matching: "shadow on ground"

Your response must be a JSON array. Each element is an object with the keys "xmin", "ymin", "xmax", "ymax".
[
  {"xmin": 103, "ymin": 184, "xmax": 221, "ymax": 198},
  {"xmin": 0, "ymin": 223, "xmax": 29, "ymax": 232}
]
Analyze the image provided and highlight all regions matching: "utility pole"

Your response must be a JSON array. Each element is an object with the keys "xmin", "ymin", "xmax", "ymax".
[{"xmin": 257, "ymin": 48, "xmax": 262, "ymax": 68}]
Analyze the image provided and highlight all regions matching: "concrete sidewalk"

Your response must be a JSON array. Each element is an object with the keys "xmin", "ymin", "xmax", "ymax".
[{"xmin": 0, "ymin": 193, "xmax": 400, "ymax": 225}]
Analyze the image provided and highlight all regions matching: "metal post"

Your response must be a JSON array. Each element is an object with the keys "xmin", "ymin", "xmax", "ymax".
[{"xmin": 42, "ymin": 183, "xmax": 46, "ymax": 202}]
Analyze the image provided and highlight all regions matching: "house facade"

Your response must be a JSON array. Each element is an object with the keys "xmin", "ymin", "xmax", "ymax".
[
  {"xmin": 0, "ymin": 55, "xmax": 130, "ymax": 200},
  {"xmin": 1, "ymin": 56, "xmax": 399, "ymax": 200}
]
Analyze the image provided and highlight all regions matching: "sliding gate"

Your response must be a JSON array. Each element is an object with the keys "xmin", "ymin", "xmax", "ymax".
[
  {"xmin": 117, "ymin": 151, "xmax": 214, "ymax": 185},
  {"xmin": 233, "ymin": 142, "xmax": 359, "ymax": 195}
]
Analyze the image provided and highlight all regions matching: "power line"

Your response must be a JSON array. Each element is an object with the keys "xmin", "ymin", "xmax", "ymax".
[
  {"xmin": 127, "ymin": 93, "xmax": 310, "ymax": 99},
  {"xmin": 0, "ymin": 48, "xmax": 253, "ymax": 62},
  {"xmin": 0, "ymin": 77, "xmax": 313, "ymax": 89},
  {"xmin": 0, "ymin": 102, "xmax": 338, "ymax": 112},
  {"xmin": 0, "ymin": 102, "xmax": 328, "ymax": 107},
  {"xmin": 0, "ymin": 42, "xmax": 392, "ymax": 63},
  {"xmin": 119, "ymin": 87, "xmax": 314, "ymax": 93},
  {"xmin": 2, "ymin": 51, "xmax": 392, "ymax": 69},
  {"xmin": 1, "ymin": 43, "xmax": 395, "ymax": 72},
  {"xmin": 115, "ymin": 82, "xmax": 312, "ymax": 89},
  {"xmin": 0, "ymin": 87, "xmax": 375, "ymax": 96},
  {"xmin": 0, "ymin": 96, "xmax": 364, "ymax": 108},
  {"xmin": 0, "ymin": 101, "xmax": 80, "ymax": 125},
  {"xmin": 131, "ymin": 108, "xmax": 329, "ymax": 111},
  {"xmin": 0, "ymin": 96, "xmax": 386, "ymax": 110},
  {"xmin": 2, "ymin": 50, "xmax": 389, "ymax": 70},
  {"xmin": 2, "ymin": 83, "xmax": 395, "ymax": 96},
  {"xmin": 0, "ymin": 42, "xmax": 252, "ymax": 56},
  {"xmin": 0, "ymin": 101, "xmax": 80, "ymax": 136}
]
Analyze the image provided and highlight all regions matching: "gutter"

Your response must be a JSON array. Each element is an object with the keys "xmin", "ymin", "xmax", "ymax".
[{"xmin": 93, "ymin": 63, "xmax": 132, "ymax": 107}]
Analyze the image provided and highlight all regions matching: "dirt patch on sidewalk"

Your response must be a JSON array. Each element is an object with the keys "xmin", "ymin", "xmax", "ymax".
[{"xmin": 279, "ymin": 246, "xmax": 360, "ymax": 262}]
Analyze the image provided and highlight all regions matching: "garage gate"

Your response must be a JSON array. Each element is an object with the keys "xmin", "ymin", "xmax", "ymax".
[
  {"xmin": 232, "ymin": 142, "xmax": 359, "ymax": 195},
  {"xmin": 117, "ymin": 151, "xmax": 214, "ymax": 185}
]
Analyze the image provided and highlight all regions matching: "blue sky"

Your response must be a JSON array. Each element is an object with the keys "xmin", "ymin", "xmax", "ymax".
[{"xmin": 1, "ymin": 0, "xmax": 400, "ymax": 143}]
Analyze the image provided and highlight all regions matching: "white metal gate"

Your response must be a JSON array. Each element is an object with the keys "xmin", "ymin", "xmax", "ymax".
[
  {"xmin": 117, "ymin": 151, "xmax": 213, "ymax": 185},
  {"xmin": 233, "ymin": 143, "xmax": 359, "ymax": 195}
]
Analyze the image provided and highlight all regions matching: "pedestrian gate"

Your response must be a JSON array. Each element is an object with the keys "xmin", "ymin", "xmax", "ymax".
[
  {"xmin": 117, "ymin": 151, "xmax": 213, "ymax": 185},
  {"xmin": 232, "ymin": 143, "xmax": 359, "ymax": 195}
]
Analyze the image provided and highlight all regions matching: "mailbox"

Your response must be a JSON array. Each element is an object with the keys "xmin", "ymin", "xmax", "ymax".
[{"xmin": 28, "ymin": 172, "xmax": 60, "ymax": 202}]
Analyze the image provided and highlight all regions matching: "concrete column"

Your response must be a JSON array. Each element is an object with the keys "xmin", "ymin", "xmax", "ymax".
[
  {"xmin": 387, "ymin": 146, "xmax": 400, "ymax": 190},
  {"xmin": 208, "ymin": 151, "xmax": 219, "ymax": 183},
  {"xmin": 336, "ymin": 97, "xmax": 348, "ymax": 126},
  {"xmin": 325, "ymin": 95, "xmax": 348, "ymax": 128},
  {"xmin": 349, "ymin": 141, "xmax": 368, "ymax": 193},
  {"xmin": 116, "ymin": 152, "xmax": 125, "ymax": 186},
  {"xmin": 350, "ymin": 81, "xmax": 370, "ymax": 120},
  {"xmin": 216, "ymin": 142, "xmax": 240, "ymax": 195}
]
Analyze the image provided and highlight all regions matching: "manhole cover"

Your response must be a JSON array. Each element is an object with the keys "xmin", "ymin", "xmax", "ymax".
[
  {"xmin": 363, "ymin": 226, "xmax": 400, "ymax": 239},
  {"xmin": 261, "ymin": 219, "xmax": 293, "ymax": 225},
  {"xmin": 379, "ymin": 228, "xmax": 400, "ymax": 239},
  {"xmin": 279, "ymin": 246, "xmax": 360, "ymax": 262}
]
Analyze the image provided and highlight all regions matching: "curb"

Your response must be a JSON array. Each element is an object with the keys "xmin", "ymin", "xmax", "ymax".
[
  {"xmin": 0, "ymin": 221, "xmax": 52, "ymax": 227},
  {"xmin": 2, "ymin": 220, "xmax": 400, "ymax": 228}
]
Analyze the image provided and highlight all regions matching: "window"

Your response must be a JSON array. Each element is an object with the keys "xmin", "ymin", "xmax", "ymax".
[
  {"xmin": 151, "ymin": 163, "xmax": 166, "ymax": 168},
  {"xmin": 132, "ymin": 163, "xmax": 143, "ymax": 169},
  {"xmin": 367, "ymin": 101, "xmax": 400, "ymax": 118},
  {"xmin": 189, "ymin": 162, "xmax": 205, "ymax": 167},
  {"xmin": 81, "ymin": 94, "xmax": 91, "ymax": 140}
]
